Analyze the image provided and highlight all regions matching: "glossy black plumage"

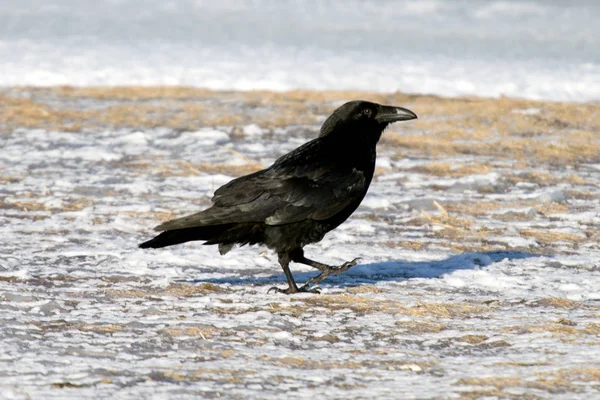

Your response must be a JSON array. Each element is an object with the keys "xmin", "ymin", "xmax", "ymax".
[{"xmin": 139, "ymin": 100, "xmax": 417, "ymax": 293}]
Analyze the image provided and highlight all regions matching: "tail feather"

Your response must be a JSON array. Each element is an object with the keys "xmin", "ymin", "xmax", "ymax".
[
  {"xmin": 139, "ymin": 222, "xmax": 266, "ymax": 250},
  {"xmin": 139, "ymin": 225, "xmax": 232, "ymax": 249}
]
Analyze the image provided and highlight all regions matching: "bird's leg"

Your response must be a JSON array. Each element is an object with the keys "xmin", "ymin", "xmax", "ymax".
[
  {"xmin": 267, "ymin": 253, "xmax": 320, "ymax": 294},
  {"xmin": 290, "ymin": 248, "xmax": 361, "ymax": 288},
  {"xmin": 268, "ymin": 253, "xmax": 298, "ymax": 294},
  {"xmin": 289, "ymin": 248, "xmax": 328, "ymax": 271},
  {"xmin": 303, "ymin": 258, "xmax": 360, "ymax": 287}
]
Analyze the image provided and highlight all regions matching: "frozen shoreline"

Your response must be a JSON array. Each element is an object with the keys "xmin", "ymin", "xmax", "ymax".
[
  {"xmin": 2, "ymin": 0, "xmax": 600, "ymax": 102},
  {"xmin": 2, "ymin": 40, "xmax": 599, "ymax": 103}
]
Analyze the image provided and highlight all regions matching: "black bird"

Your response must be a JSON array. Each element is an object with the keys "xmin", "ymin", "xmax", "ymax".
[{"xmin": 140, "ymin": 100, "xmax": 417, "ymax": 293}]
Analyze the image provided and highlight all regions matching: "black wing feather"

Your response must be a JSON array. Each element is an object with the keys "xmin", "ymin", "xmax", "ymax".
[{"xmin": 154, "ymin": 138, "xmax": 366, "ymax": 231}]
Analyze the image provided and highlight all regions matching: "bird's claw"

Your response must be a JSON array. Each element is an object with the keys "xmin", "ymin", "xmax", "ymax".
[
  {"xmin": 339, "ymin": 257, "xmax": 361, "ymax": 270},
  {"xmin": 267, "ymin": 286, "xmax": 284, "ymax": 294},
  {"xmin": 298, "ymin": 284, "xmax": 321, "ymax": 294},
  {"xmin": 267, "ymin": 285, "xmax": 320, "ymax": 295}
]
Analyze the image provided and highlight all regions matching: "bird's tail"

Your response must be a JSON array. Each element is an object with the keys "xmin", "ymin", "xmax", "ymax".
[{"xmin": 139, "ymin": 225, "xmax": 232, "ymax": 249}]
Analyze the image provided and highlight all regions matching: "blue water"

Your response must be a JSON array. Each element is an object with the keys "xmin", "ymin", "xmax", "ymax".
[{"xmin": 1, "ymin": 0, "xmax": 599, "ymax": 101}]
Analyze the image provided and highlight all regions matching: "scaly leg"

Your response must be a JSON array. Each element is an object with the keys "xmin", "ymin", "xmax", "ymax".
[
  {"xmin": 267, "ymin": 252, "xmax": 320, "ymax": 294},
  {"xmin": 290, "ymin": 248, "xmax": 361, "ymax": 288}
]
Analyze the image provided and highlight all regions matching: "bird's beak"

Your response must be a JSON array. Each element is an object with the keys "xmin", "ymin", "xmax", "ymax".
[{"xmin": 376, "ymin": 105, "xmax": 418, "ymax": 123}]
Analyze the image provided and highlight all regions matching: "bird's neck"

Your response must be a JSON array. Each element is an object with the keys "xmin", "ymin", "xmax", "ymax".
[{"xmin": 325, "ymin": 130, "xmax": 379, "ymax": 175}]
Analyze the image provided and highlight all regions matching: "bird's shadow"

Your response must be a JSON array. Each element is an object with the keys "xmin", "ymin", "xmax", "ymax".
[{"xmin": 180, "ymin": 250, "xmax": 541, "ymax": 289}]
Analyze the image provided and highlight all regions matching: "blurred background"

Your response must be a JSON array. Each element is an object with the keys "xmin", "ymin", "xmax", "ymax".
[{"xmin": 0, "ymin": 0, "xmax": 599, "ymax": 102}]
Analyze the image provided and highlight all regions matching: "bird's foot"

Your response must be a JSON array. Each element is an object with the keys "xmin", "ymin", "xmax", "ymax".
[
  {"xmin": 298, "ymin": 284, "xmax": 321, "ymax": 294},
  {"xmin": 306, "ymin": 257, "xmax": 362, "ymax": 286},
  {"xmin": 267, "ymin": 285, "xmax": 321, "ymax": 295}
]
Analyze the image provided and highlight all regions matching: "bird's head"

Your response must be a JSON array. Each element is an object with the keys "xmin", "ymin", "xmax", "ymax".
[{"xmin": 319, "ymin": 100, "xmax": 417, "ymax": 142}]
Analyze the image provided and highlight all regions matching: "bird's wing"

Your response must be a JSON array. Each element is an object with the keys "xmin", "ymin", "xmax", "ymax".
[
  {"xmin": 154, "ymin": 138, "xmax": 368, "ymax": 231},
  {"xmin": 154, "ymin": 168, "xmax": 366, "ymax": 231},
  {"xmin": 260, "ymin": 168, "xmax": 366, "ymax": 225},
  {"xmin": 210, "ymin": 139, "xmax": 327, "ymax": 208}
]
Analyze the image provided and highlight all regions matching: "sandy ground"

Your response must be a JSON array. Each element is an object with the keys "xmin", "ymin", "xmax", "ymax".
[{"xmin": 1, "ymin": 87, "xmax": 600, "ymax": 399}]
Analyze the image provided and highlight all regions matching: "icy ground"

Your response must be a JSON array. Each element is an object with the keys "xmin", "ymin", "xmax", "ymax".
[{"xmin": 1, "ymin": 89, "xmax": 600, "ymax": 399}]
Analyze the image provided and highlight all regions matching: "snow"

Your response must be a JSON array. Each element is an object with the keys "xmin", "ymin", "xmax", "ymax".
[{"xmin": 2, "ymin": 103, "xmax": 600, "ymax": 399}]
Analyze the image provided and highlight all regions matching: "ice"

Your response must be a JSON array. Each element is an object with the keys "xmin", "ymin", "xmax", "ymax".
[
  {"xmin": 512, "ymin": 107, "xmax": 542, "ymax": 115},
  {"xmin": 448, "ymin": 173, "xmax": 504, "ymax": 193},
  {"xmin": 360, "ymin": 196, "xmax": 391, "ymax": 210},
  {"xmin": 536, "ymin": 190, "xmax": 567, "ymax": 203},
  {"xmin": 404, "ymin": 198, "xmax": 443, "ymax": 211},
  {"xmin": 243, "ymin": 124, "xmax": 265, "ymax": 137},
  {"xmin": 492, "ymin": 207, "xmax": 538, "ymax": 220}
]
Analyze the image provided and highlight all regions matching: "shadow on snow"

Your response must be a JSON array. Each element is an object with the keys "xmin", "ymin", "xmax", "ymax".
[{"xmin": 181, "ymin": 250, "xmax": 541, "ymax": 289}]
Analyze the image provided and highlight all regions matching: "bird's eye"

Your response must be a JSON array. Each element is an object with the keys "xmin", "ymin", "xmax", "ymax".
[{"xmin": 362, "ymin": 108, "xmax": 373, "ymax": 117}]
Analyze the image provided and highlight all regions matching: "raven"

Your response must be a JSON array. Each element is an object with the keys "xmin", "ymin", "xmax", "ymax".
[{"xmin": 140, "ymin": 100, "xmax": 417, "ymax": 293}]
